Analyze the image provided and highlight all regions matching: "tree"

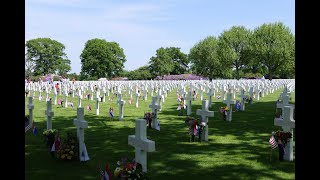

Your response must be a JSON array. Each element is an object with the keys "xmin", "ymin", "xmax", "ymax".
[
  {"xmin": 80, "ymin": 38, "xmax": 126, "ymax": 80},
  {"xmin": 25, "ymin": 38, "xmax": 71, "ymax": 76},
  {"xmin": 149, "ymin": 47, "xmax": 174, "ymax": 78},
  {"xmin": 167, "ymin": 47, "xmax": 189, "ymax": 74},
  {"xmin": 250, "ymin": 22, "xmax": 295, "ymax": 80},
  {"xmin": 189, "ymin": 36, "xmax": 231, "ymax": 79},
  {"xmin": 25, "ymin": 55, "xmax": 35, "ymax": 77},
  {"xmin": 217, "ymin": 26, "xmax": 252, "ymax": 79},
  {"xmin": 127, "ymin": 65, "xmax": 152, "ymax": 80}
]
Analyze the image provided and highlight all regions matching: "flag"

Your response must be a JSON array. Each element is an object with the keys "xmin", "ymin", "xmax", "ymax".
[
  {"xmin": 129, "ymin": 98, "xmax": 132, "ymax": 105},
  {"xmin": 109, "ymin": 109, "xmax": 114, "ymax": 118},
  {"xmin": 156, "ymin": 121, "xmax": 160, "ymax": 131},
  {"xmin": 269, "ymin": 135, "xmax": 277, "ymax": 149},
  {"xmin": 32, "ymin": 122, "xmax": 38, "ymax": 135},
  {"xmin": 98, "ymin": 163, "xmax": 105, "ymax": 179},
  {"xmin": 104, "ymin": 164, "xmax": 112, "ymax": 180},
  {"xmin": 87, "ymin": 104, "xmax": 91, "ymax": 111}
]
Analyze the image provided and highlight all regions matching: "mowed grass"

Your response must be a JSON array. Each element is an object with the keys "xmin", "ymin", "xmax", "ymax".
[{"xmin": 25, "ymin": 88, "xmax": 295, "ymax": 180}]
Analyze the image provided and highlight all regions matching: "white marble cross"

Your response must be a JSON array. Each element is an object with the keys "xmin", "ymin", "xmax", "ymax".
[
  {"xmin": 277, "ymin": 94, "xmax": 293, "ymax": 112},
  {"xmin": 274, "ymin": 106, "xmax": 295, "ymax": 161},
  {"xmin": 53, "ymin": 87, "xmax": 57, "ymax": 105},
  {"xmin": 149, "ymin": 96, "xmax": 161, "ymax": 128},
  {"xmin": 135, "ymin": 93, "xmax": 139, "ymax": 108},
  {"xmin": 95, "ymin": 91, "xmax": 100, "ymax": 115},
  {"xmin": 240, "ymin": 89, "xmax": 246, "ymax": 111},
  {"xmin": 64, "ymin": 87, "xmax": 68, "ymax": 108},
  {"xmin": 25, "ymin": 97, "xmax": 34, "ymax": 132},
  {"xmin": 186, "ymin": 91, "xmax": 193, "ymax": 116},
  {"xmin": 44, "ymin": 100, "xmax": 54, "ymax": 129},
  {"xmin": 78, "ymin": 89, "xmax": 82, "ymax": 108},
  {"xmin": 223, "ymin": 92, "xmax": 236, "ymax": 121},
  {"xmin": 196, "ymin": 100, "xmax": 214, "ymax": 141},
  {"xmin": 117, "ymin": 95, "xmax": 125, "ymax": 120},
  {"xmin": 207, "ymin": 88, "xmax": 214, "ymax": 108},
  {"xmin": 73, "ymin": 107, "xmax": 90, "ymax": 162},
  {"xmin": 128, "ymin": 119, "xmax": 155, "ymax": 172}
]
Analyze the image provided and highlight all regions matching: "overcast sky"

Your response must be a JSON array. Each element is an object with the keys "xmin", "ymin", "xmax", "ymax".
[{"xmin": 26, "ymin": 0, "xmax": 295, "ymax": 74}]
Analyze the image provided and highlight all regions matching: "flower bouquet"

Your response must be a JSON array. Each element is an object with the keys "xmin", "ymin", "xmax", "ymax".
[
  {"xmin": 272, "ymin": 130, "xmax": 293, "ymax": 161},
  {"xmin": 43, "ymin": 129, "xmax": 58, "ymax": 148},
  {"xmin": 55, "ymin": 131, "xmax": 79, "ymax": 161},
  {"xmin": 114, "ymin": 157, "xmax": 149, "ymax": 180},
  {"xmin": 185, "ymin": 116, "xmax": 206, "ymax": 142}
]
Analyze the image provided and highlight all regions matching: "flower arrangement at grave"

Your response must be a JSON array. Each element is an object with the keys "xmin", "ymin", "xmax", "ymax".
[
  {"xmin": 55, "ymin": 131, "xmax": 79, "ymax": 161},
  {"xmin": 219, "ymin": 106, "xmax": 229, "ymax": 120},
  {"xmin": 43, "ymin": 129, "xmax": 58, "ymax": 148},
  {"xmin": 275, "ymin": 111, "xmax": 282, "ymax": 118},
  {"xmin": 144, "ymin": 112, "xmax": 156, "ymax": 128},
  {"xmin": 272, "ymin": 130, "xmax": 292, "ymax": 148},
  {"xmin": 185, "ymin": 116, "xmax": 206, "ymax": 142},
  {"xmin": 113, "ymin": 157, "xmax": 149, "ymax": 180},
  {"xmin": 271, "ymin": 130, "xmax": 293, "ymax": 161}
]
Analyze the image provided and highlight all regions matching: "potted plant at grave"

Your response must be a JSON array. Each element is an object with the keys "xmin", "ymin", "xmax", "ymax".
[
  {"xmin": 275, "ymin": 111, "xmax": 282, "ymax": 118},
  {"xmin": 113, "ymin": 157, "xmax": 149, "ymax": 180},
  {"xmin": 272, "ymin": 130, "xmax": 293, "ymax": 161}
]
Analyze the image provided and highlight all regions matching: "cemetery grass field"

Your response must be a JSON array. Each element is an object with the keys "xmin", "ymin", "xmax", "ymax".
[{"xmin": 25, "ymin": 89, "xmax": 295, "ymax": 180}]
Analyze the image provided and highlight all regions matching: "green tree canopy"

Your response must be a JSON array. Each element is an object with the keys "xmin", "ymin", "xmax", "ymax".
[
  {"xmin": 217, "ymin": 26, "xmax": 252, "ymax": 79},
  {"xmin": 127, "ymin": 65, "xmax": 152, "ymax": 80},
  {"xmin": 149, "ymin": 47, "xmax": 174, "ymax": 78},
  {"xmin": 25, "ymin": 38, "xmax": 71, "ymax": 76},
  {"xmin": 189, "ymin": 36, "xmax": 231, "ymax": 79},
  {"xmin": 250, "ymin": 22, "xmax": 295, "ymax": 80},
  {"xmin": 80, "ymin": 38, "xmax": 126, "ymax": 80}
]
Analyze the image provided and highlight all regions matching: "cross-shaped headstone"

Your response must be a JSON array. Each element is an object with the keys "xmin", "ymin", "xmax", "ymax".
[
  {"xmin": 135, "ymin": 93, "xmax": 139, "ymax": 108},
  {"xmin": 149, "ymin": 96, "xmax": 161, "ymax": 128},
  {"xmin": 25, "ymin": 97, "xmax": 34, "ymax": 132},
  {"xmin": 44, "ymin": 100, "xmax": 54, "ymax": 129},
  {"xmin": 240, "ymin": 89, "xmax": 246, "ymax": 111},
  {"xmin": 223, "ymin": 92, "xmax": 236, "ymax": 121},
  {"xmin": 73, "ymin": 107, "xmax": 90, "ymax": 162},
  {"xmin": 196, "ymin": 100, "xmax": 214, "ymax": 141},
  {"xmin": 186, "ymin": 91, "xmax": 193, "ymax": 116},
  {"xmin": 274, "ymin": 106, "xmax": 295, "ymax": 161},
  {"xmin": 53, "ymin": 87, "xmax": 57, "ymax": 105},
  {"xmin": 78, "ymin": 89, "xmax": 82, "ymax": 108},
  {"xmin": 207, "ymin": 88, "xmax": 214, "ymax": 108},
  {"xmin": 118, "ymin": 97, "xmax": 125, "ymax": 120},
  {"xmin": 128, "ymin": 119, "xmax": 155, "ymax": 172}
]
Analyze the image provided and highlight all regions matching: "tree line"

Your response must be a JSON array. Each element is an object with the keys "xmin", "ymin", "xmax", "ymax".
[{"xmin": 25, "ymin": 22, "xmax": 294, "ymax": 80}]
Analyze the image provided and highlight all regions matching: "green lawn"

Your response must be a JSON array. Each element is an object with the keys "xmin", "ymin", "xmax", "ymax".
[{"xmin": 25, "ymin": 88, "xmax": 295, "ymax": 180}]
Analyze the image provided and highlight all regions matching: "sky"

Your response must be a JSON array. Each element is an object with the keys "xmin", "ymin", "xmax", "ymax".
[{"xmin": 25, "ymin": 0, "xmax": 295, "ymax": 74}]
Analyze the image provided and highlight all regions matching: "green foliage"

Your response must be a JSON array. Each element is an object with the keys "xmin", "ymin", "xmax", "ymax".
[
  {"xmin": 80, "ymin": 38, "xmax": 126, "ymax": 79},
  {"xmin": 189, "ymin": 36, "xmax": 231, "ymax": 79},
  {"xmin": 127, "ymin": 66, "xmax": 152, "ymax": 80},
  {"xmin": 249, "ymin": 22, "xmax": 295, "ymax": 80},
  {"xmin": 25, "ymin": 38, "xmax": 71, "ymax": 76},
  {"xmin": 149, "ymin": 47, "xmax": 188, "ymax": 78},
  {"xmin": 217, "ymin": 26, "xmax": 252, "ymax": 79}
]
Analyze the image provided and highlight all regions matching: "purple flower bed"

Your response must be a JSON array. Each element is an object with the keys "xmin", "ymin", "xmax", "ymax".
[{"xmin": 155, "ymin": 74, "xmax": 208, "ymax": 80}]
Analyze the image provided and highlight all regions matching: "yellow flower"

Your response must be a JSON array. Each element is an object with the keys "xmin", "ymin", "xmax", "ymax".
[
  {"xmin": 225, "ymin": 106, "xmax": 229, "ymax": 111},
  {"xmin": 114, "ymin": 167, "xmax": 122, "ymax": 177},
  {"xmin": 61, "ymin": 154, "xmax": 66, "ymax": 159},
  {"xmin": 67, "ymin": 156, "xmax": 72, "ymax": 160},
  {"xmin": 65, "ymin": 149, "xmax": 70, "ymax": 152},
  {"xmin": 69, "ymin": 151, "xmax": 74, "ymax": 155},
  {"xmin": 71, "ymin": 146, "xmax": 74, "ymax": 149}
]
